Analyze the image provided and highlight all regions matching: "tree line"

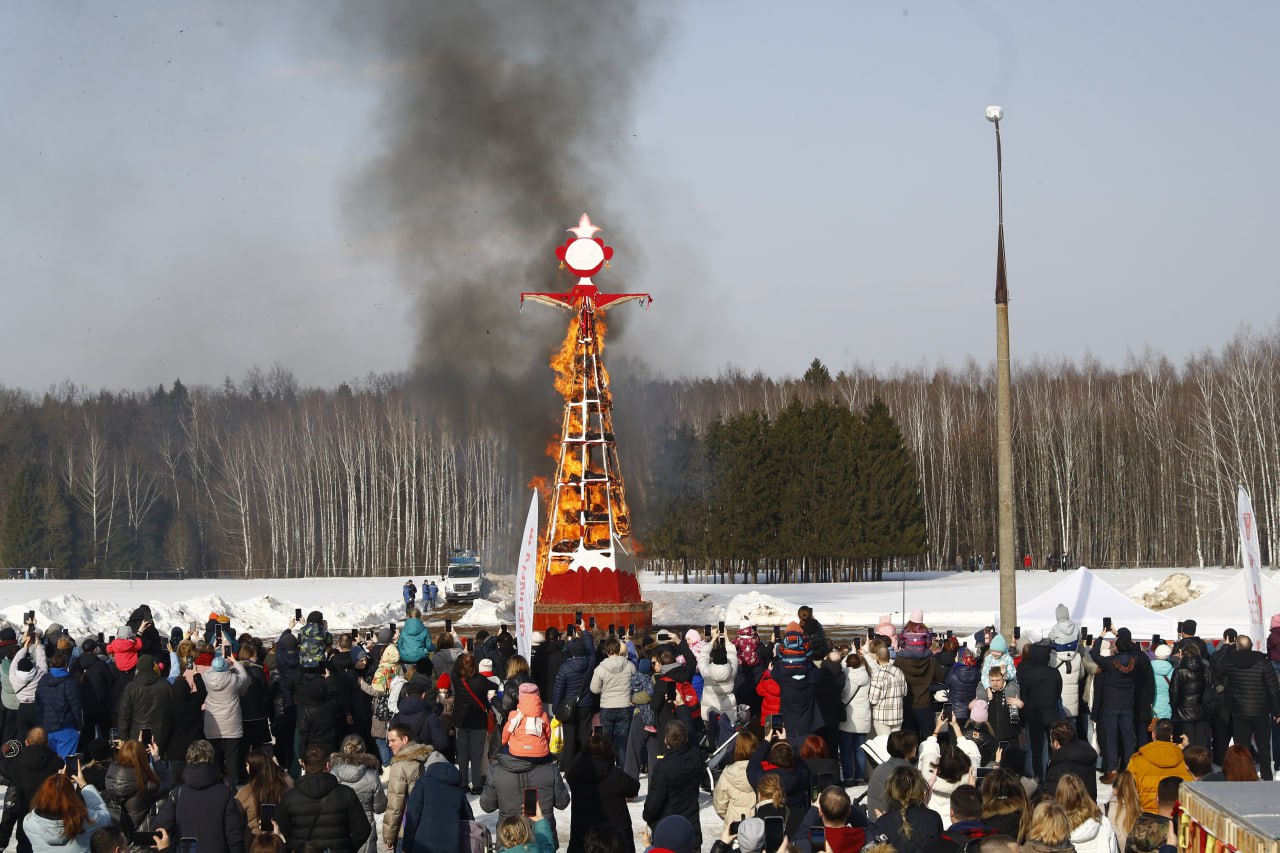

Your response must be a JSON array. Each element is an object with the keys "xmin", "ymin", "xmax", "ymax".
[{"xmin": 1, "ymin": 325, "xmax": 1277, "ymax": 579}]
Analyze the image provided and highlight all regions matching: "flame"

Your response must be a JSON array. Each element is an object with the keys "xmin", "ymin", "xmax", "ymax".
[{"xmin": 551, "ymin": 319, "xmax": 578, "ymax": 400}]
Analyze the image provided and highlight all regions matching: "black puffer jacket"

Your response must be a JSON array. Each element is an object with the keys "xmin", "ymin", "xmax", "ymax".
[
  {"xmin": 164, "ymin": 676, "xmax": 206, "ymax": 762},
  {"xmin": 278, "ymin": 771, "xmax": 371, "ymax": 853},
  {"xmin": 1044, "ymin": 739, "xmax": 1098, "ymax": 802},
  {"xmin": 747, "ymin": 738, "xmax": 812, "ymax": 836},
  {"xmin": 72, "ymin": 652, "xmax": 115, "ymax": 715},
  {"xmin": 295, "ymin": 671, "xmax": 337, "ymax": 754},
  {"xmin": 877, "ymin": 803, "xmax": 944, "ymax": 853},
  {"xmin": 118, "ymin": 666, "xmax": 173, "ymax": 748},
  {"xmin": 1091, "ymin": 639, "xmax": 1138, "ymax": 710},
  {"xmin": 551, "ymin": 636, "xmax": 597, "ymax": 716},
  {"xmin": 643, "ymin": 743, "xmax": 706, "ymax": 832},
  {"xmin": 565, "ymin": 752, "xmax": 641, "ymax": 853},
  {"xmin": 104, "ymin": 760, "xmax": 168, "ymax": 830},
  {"xmin": 1169, "ymin": 654, "xmax": 1208, "ymax": 722},
  {"xmin": 1225, "ymin": 648, "xmax": 1280, "ymax": 718},
  {"xmin": 1016, "ymin": 645, "xmax": 1063, "ymax": 711},
  {"xmin": 153, "ymin": 761, "xmax": 246, "ymax": 853}
]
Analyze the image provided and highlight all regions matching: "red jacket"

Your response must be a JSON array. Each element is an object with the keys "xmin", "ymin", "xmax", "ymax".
[
  {"xmin": 106, "ymin": 637, "xmax": 143, "ymax": 672},
  {"xmin": 757, "ymin": 669, "xmax": 781, "ymax": 724}
]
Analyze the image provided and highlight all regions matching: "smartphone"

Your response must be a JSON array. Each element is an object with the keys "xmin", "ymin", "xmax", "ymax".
[
  {"xmin": 729, "ymin": 820, "xmax": 742, "ymax": 835},
  {"xmin": 941, "ymin": 704, "xmax": 953, "ymax": 721},
  {"xmin": 763, "ymin": 816, "xmax": 785, "ymax": 851},
  {"xmin": 64, "ymin": 755, "xmax": 80, "ymax": 776},
  {"xmin": 589, "ymin": 616, "xmax": 597, "ymax": 630},
  {"xmin": 295, "ymin": 608, "xmax": 303, "ymax": 621},
  {"xmin": 109, "ymin": 727, "xmax": 120, "ymax": 743},
  {"xmin": 97, "ymin": 631, "xmax": 105, "ymax": 644},
  {"xmin": 180, "ymin": 839, "xmax": 199, "ymax": 853},
  {"xmin": 607, "ymin": 623, "xmax": 616, "ymax": 635},
  {"xmin": 523, "ymin": 787, "xmax": 538, "ymax": 817},
  {"xmin": 809, "ymin": 826, "xmax": 827, "ymax": 848},
  {"xmin": 773, "ymin": 626, "xmax": 782, "ymax": 643},
  {"xmin": 1103, "ymin": 616, "xmax": 1113, "ymax": 631},
  {"xmin": 627, "ymin": 623, "xmax": 635, "ymax": 637},
  {"xmin": 593, "ymin": 725, "xmax": 604, "ymax": 737},
  {"xmin": 24, "ymin": 610, "xmax": 34, "ymax": 623},
  {"xmin": 998, "ymin": 740, "xmax": 1009, "ymax": 751},
  {"xmin": 975, "ymin": 766, "xmax": 995, "ymax": 785},
  {"xmin": 718, "ymin": 620, "xmax": 725, "ymax": 634},
  {"xmin": 444, "ymin": 619, "xmax": 452, "ymax": 632},
  {"xmin": 811, "ymin": 772, "xmax": 834, "ymax": 799},
  {"xmin": 215, "ymin": 624, "xmax": 222, "ymax": 642},
  {"xmin": 768, "ymin": 714, "xmax": 784, "ymax": 730},
  {"xmin": 1014, "ymin": 626, "xmax": 1021, "ymax": 640},
  {"xmin": 131, "ymin": 832, "xmax": 160, "ymax": 846},
  {"xmin": 1080, "ymin": 626, "xmax": 1088, "ymax": 640},
  {"xmin": 1151, "ymin": 634, "xmax": 1162, "ymax": 647},
  {"xmin": 703, "ymin": 623, "xmax": 712, "ymax": 638},
  {"xmin": 141, "ymin": 728, "xmax": 153, "ymax": 746},
  {"xmin": 866, "ymin": 626, "xmax": 875, "ymax": 640},
  {"xmin": 260, "ymin": 803, "xmax": 276, "ymax": 833},
  {"xmin": 575, "ymin": 611, "xmax": 583, "ymax": 624}
]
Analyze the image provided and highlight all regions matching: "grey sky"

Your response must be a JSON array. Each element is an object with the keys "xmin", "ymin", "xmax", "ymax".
[{"xmin": 2, "ymin": 2, "xmax": 1277, "ymax": 392}]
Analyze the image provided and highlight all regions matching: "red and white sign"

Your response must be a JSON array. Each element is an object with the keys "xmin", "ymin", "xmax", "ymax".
[
  {"xmin": 1238, "ymin": 485, "xmax": 1265, "ymax": 645},
  {"xmin": 514, "ymin": 490, "xmax": 540, "ymax": 661}
]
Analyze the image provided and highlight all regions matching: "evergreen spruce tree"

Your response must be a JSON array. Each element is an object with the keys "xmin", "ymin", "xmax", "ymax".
[
  {"xmin": 40, "ymin": 477, "xmax": 76, "ymax": 573},
  {"xmin": 859, "ymin": 397, "xmax": 927, "ymax": 573},
  {"xmin": 2, "ymin": 464, "xmax": 44, "ymax": 567}
]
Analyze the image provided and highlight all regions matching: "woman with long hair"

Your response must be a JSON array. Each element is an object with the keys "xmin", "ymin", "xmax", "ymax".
[
  {"xmin": 1222, "ymin": 745, "xmax": 1259, "ymax": 781},
  {"xmin": 918, "ymin": 720, "xmax": 977, "ymax": 824},
  {"xmin": 839, "ymin": 651, "xmax": 873, "ymax": 785},
  {"xmin": 565, "ymin": 734, "xmax": 640, "ymax": 853},
  {"xmin": 22, "ymin": 771, "xmax": 111, "ymax": 850},
  {"xmin": 713, "ymin": 730, "xmax": 760, "ymax": 831},
  {"xmin": 103, "ymin": 739, "xmax": 167, "ymax": 833},
  {"xmin": 979, "ymin": 767, "xmax": 1031, "ymax": 842},
  {"xmin": 451, "ymin": 652, "xmax": 493, "ymax": 794},
  {"xmin": 800, "ymin": 734, "xmax": 840, "ymax": 785},
  {"xmin": 747, "ymin": 736, "xmax": 811, "ymax": 835},
  {"xmin": 331, "ymin": 734, "xmax": 386, "ymax": 853},
  {"xmin": 877, "ymin": 765, "xmax": 944, "ymax": 853},
  {"xmin": 1055, "ymin": 773, "xmax": 1119, "ymax": 853},
  {"xmin": 1023, "ymin": 801, "xmax": 1078, "ymax": 853},
  {"xmin": 234, "ymin": 747, "xmax": 292, "ymax": 837},
  {"xmin": 753, "ymin": 772, "xmax": 787, "ymax": 826},
  {"xmin": 1105, "ymin": 771, "xmax": 1142, "ymax": 853}
]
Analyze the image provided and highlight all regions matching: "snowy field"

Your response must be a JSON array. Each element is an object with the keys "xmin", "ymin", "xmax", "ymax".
[{"xmin": 3, "ymin": 565, "xmax": 1273, "ymax": 640}]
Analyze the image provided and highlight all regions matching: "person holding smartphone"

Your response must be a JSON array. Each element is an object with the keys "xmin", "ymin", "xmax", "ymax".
[
  {"xmin": 104, "ymin": 739, "xmax": 168, "ymax": 833},
  {"xmin": 22, "ymin": 770, "xmax": 112, "ymax": 847}
]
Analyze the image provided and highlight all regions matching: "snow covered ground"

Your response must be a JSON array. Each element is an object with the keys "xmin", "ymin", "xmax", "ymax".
[{"xmin": 1, "ymin": 565, "xmax": 1273, "ymax": 640}]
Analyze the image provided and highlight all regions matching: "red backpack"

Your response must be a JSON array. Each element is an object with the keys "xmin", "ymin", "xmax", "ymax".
[{"xmin": 676, "ymin": 681, "xmax": 701, "ymax": 719}]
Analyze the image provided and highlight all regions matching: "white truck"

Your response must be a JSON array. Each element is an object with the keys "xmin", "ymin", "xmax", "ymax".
[{"xmin": 442, "ymin": 548, "xmax": 483, "ymax": 605}]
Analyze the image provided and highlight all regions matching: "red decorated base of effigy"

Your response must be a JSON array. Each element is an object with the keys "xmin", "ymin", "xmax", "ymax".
[{"xmin": 534, "ymin": 567, "xmax": 651, "ymax": 633}]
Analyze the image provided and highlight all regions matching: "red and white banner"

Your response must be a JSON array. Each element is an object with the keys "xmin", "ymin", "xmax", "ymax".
[
  {"xmin": 1237, "ymin": 485, "xmax": 1265, "ymax": 645},
  {"xmin": 515, "ymin": 490, "xmax": 540, "ymax": 661}
]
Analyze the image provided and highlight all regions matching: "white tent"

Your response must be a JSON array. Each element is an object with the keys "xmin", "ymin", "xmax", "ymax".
[
  {"xmin": 1161, "ymin": 569, "xmax": 1280, "ymax": 640},
  {"xmin": 1017, "ymin": 566, "xmax": 1170, "ymax": 639}
]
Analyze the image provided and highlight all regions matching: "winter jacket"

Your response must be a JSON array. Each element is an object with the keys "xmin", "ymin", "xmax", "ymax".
[
  {"xmin": 695, "ymin": 642, "xmax": 739, "ymax": 715},
  {"xmin": 814, "ymin": 659, "xmax": 846, "ymax": 733},
  {"xmin": 644, "ymin": 743, "xmax": 707, "ymax": 832},
  {"xmin": 1069, "ymin": 816, "xmax": 1120, "ymax": 853},
  {"xmin": 1268, "ymin": 626, "xmax": 1280, "ymax": 665},
  {"xmin": 164, "ymin": 676, "xmax": 207, "ymax": 762},
  {"xmin": 278, "ymin": 771, "xmax": 372, "ymax": 853},
  {"xmin": 551, "ymin": 635, "xmax": 597, "ymax": 716},
  {"xmin": 1021, "ymin": 840, "xmax": 1076, "ymax": 853},
  {"xmin": 712, "ymin": 760, "xmax": 758, "ymax": 826},
  {"xmin": 0, "ymin": 645, "xmax": 18, "ymax": 711},
  {"xmin": 590, "ymin": 654, "xmax": 637, "ymax": 710},
  {"xmin": 757, "ymin": 669, "xmax": 782, "ymax": 725},
  {"xmin": 1017, "ymin": 644, "xmax": 1064, "ymax": 712},
  {"xmin": 747, "ymin": 737, "xmax": 812, "ymax": 835},
  {"xmin": 391, "ymin": 691, "xmax": 450, "ymax": 753},
  {"xmin": 22, "ymin": 783, "xmax": 112, "ymax": 852},
  {"xmin": 200, "ymin": 659, "xmax": 248, "ymax": 739},
  {"xmin": 106, "ymin": 637, "xmax": 144, "ymax": 673},
  {"xmin": 238, "ymin": 660, "xmax": 271, "ymax": 724},
  {"xmin": 153, "ymin": 761, "xmax": 247, "ymax": 853},
  {"xmin": 382, "ymin": 743, "xmax": 437, "ymax": 845},
  {"xmin": 35, "ymin": 668, "xmax": 81, "ymax": 733},
  {"xmin": 118, "ymin": 666, "xmax": 173, "ymax": 748},
  {"xmin": 395, "ymin": 617, "xmax": 434, "ymax": 666},
  {"xmin": 1126, "ymin": 741, "xmax": 1192, "ymax": 812},
  {"xmin": 0, "ymin": 740, "xmax": 63, "ymax": 818},
  {"xmin": 773, "ymin": 656, "xmax": 825, "ymax": 738},
  {"xmin": 1150, "ymin": 659, "xmax": 1174, "ymax": 720},
  {"xmin": 403, "ymin": 759, "xmax": 474, "ymax": 853},
  {"xmin": 867, "ymin": 756, "xmax": 912, "ymax": 819},
  {"xmin": 1052, "ymin": 647, "xmax": 1094, "ymax": 718},
  {"xmin": 296, "ymin": 670, "xmax": 339, "ymax": 755},
  {"xmin": 945, "ymin": 659, "xmax": 982, "ymax": 722},
  {"xmin": 980, "ymin": 638, "xmax": 1017, "ymax": 689},
  {"xmin": 71, "ymin": 652, "xmax": 114, "ymax": 718},
  {"xmin": 10, "ymin": 643, "xmax": 48, "ymax": 703},
  {"xmin": 920, "ymin": 820, "xmax": 1002, "ymax": 853},
  {"xmin": 917, "ymin": 737, "xmax": 980, "ymax": 825},
  {"xmin": 532, "ymin": 638, "xmax": 565, "ymax": 699},
  {"xmin": 877, "ymin": 803, "xmax": 945, "ymax": 853},
  {"xmin": 1225, "ymin": 648, "xmax": 1280, "ymax": 718},
  {"xmin": 840, "ymin": 664, "xmax": 872, "ymax": 734},
  {"xmin": 1091, "ymin": 640, "xmax": 1139, "ymax": 712},
  {"xmin": 566, "ymin": 751, "xmax": 640, "ymax": 853},
  {"xmin": 331, "ymin": 751, "xmax": 387, "ymax": 853},
  {"xmin": 1044, "ymin": 740, "xmax": 1099, "ymax": 802},
  {"xmin": 479, "ymin": 752, "xmax": 571, "ymax": 842},
  {"xmin": 104, "ymin": 760, "xmax": 168, "ymax": 831},
  {"xmin": 233, "ymin": 777, "xmax": 294, "ymax": 839},
  {"xmin": 1169, "ymin": 655, "xmax": 1209, "ymax": 723},
  {"xmin": 896, "ymin": 655, "xmax": 943, "ymax": 710},
  {"xmin": 869, "ymin": 659, "xmax": 908, "ymax": 730}
]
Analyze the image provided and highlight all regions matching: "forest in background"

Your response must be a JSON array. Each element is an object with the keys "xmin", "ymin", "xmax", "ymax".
[{"xmin": 1, "ymin": 325, "xmax": 1277, "ymax": 579}]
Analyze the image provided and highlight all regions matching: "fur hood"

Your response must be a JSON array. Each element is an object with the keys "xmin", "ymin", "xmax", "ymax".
[
  {"xmin": 391, "ymin": 742, "xmax": 434, "ymax": 766},
  {"xmin": 331, "ymin": 750, "xmax": 380, "ymax": 772}
]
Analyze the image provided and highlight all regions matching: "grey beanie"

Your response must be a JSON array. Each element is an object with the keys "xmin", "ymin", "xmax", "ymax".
[{"xmin": 116, "ymin": 625, "xmax": 135, "ymax": 641}]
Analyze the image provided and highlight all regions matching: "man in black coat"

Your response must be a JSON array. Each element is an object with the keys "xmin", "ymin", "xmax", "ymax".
[
  {"xmin": 1208, "ymin": 629, "xmax": 1237, "ymax": 765},
  {"xmin": 1016, "ymin": 644, "xmax": 1063, "ymax": 780},
  {"xmin": 1224, "ymin": 635, "xmax": 1280, "ymax": 780},
  {"xmin": 72, "ymin": 640, "xmax": 114, "ymax": 746},
  {"xmin": 552, "ymin": 631, "xmax": 597, "ymax": 769},
  {"xmin": 1168, "ymin": 644, "xmax": 1211, "ymax": 749},
  {"xmin": 533, "ymin": 628, "xmax": 567, "ymax": 699},
  {"xmin": 117, "ymin": 655, "xmax": 172, "ymax": 749},
  {"xmin": 1117, "ymin": 628, "xmax": 1155, "ymax": 748},
  {"xmin": 643, "ymin": 721, "xmax": 707, "ymax": 852},
  {"xmin": 0, "ymin": 727, "xmax": 63, "ymax": 852},
  {"xmin": 798, "ymin": 606, "xmax": 830, "ymax": 660},
  {"xmin": 278, "ymin": 745, "xmax": 372, "ymax": 853},
  {"xmin": 1173, "ymin": 620, "xmax": 1209, "ymax": 662},
  {"xmin": 154, "ymin": 739, "xmax": 247, "ymax": 853},
  {"xmin": 1043, "ymin": 720, "xmax": 1099, "ymax": 801}
]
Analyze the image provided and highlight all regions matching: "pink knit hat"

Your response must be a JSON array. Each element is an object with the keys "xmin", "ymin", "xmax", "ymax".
[
  {"xmin": 909, "ymin": 609, "xmax": 924, "ymax": 624},
  {"xmin": 1271, "ymin": 613, "xmax": 1280, "ymax": 630},
  {"xmin": 875, "ymin": 615, "xmax": 897, "ymax": 639},
  {"xmin": 969, "ymin": 699, "xmax": 989, "ymax": 723}
]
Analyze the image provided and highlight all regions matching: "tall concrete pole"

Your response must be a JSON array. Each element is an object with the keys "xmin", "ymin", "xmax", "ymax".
[{"xmin": 988, "ymin": 106, "xmax": 1017, "ymax": 645}]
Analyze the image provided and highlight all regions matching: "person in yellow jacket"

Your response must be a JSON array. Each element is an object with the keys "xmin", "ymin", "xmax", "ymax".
[{"xmin": 1125, "ymin": 718, "xmax": 1193, "ymax": 812}]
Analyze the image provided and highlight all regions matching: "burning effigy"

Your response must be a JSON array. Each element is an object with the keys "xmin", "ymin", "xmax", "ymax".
[{"xmin": 521, "ymin": 215, "xmax": 653, "ymax": 633}]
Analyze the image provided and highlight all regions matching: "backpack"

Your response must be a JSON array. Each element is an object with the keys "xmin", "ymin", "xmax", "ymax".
[
  {"xmin": 676, "ymin": 680, "xmax": 702, "ymax": 720},
  {"xmin": 298, "ymin": 623, "xmax": 327, "ymax": 670},
  {"xmin": 502, "ymin": 710, "xmax": 550, "ymax": 758},
  {"xmin": 374, "ymin": 693, "xmax": 393, "ymax": 722},
  {"xmin": 777, "ymin": 630, "xmax": 809, "ymax": 673},
  {"xmin": 630, "ymin": 671, "xmax": 655, "ymax": 726}
]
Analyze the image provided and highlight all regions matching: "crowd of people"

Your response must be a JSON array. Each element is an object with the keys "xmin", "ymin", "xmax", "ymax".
[{"xmin": 0, "ymin": 599, "xmax": 1277, "ymax": 853}]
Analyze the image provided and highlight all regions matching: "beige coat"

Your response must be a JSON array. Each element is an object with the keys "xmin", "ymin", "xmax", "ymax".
[
  {"xmin": 382, "ymin": 742, "xmax": 436, "ymax": 844},
  {"xmin": 712, "ymin": 760, "xmax": 758, "ymax": 827}
]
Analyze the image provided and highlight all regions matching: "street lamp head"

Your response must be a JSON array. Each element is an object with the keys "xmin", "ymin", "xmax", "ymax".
[{"xmin": 985, "ymin": 105, "xmax": 1004, "ymax": 122}]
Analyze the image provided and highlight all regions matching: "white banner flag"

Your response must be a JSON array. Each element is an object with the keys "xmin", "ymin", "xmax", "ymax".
[
  {"xmin": 515, "ymin": 490, "xmax": 540, "ymax": 661},
  {"xmin": 1238, "ymin": 485, "xmax": 1266, "ymax": 645}
]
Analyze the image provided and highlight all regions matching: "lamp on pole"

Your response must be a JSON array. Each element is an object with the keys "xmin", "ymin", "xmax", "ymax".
[{"xmin": 987, "ymin": 105, "xmax": 1017, "ymax": 645}]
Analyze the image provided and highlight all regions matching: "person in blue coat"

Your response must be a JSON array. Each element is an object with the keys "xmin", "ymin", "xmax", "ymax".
[
  {"xmin": 397, "ymin": 613, "xmax": 436, "ymax": 665},
  {"xmin": 551, "ymin": 630, "xmax": 596, "ymax": 768},
  {"xmin": 403, "ymin": 758, "xmax": 473, "ymax": 853}
]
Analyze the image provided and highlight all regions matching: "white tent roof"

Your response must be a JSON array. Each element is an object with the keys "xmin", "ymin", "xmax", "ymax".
[
  {"xmin": 1161, "ymin": 569, "xmax": 1280, "ymax": 641},
  {"xmin": 1017, "ymin": 566, "xmax": 1170, "ymax": 639}
]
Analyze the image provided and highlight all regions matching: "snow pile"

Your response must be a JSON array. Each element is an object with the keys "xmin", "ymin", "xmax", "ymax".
[
  {"xmin": 456, "ymin": 597, "xmax": 514, "ymax": 627},
  {"xmin": 1139, "ymin": 572, "xmax": 1202, "ymax": 610}
]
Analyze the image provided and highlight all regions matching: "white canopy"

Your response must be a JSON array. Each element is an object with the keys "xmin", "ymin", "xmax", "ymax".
[
  {"xmin": 1161, "ymin": 569, "xmax": 1280, "ymax": 641},
  {"xmin": 1017, "ymin": 566, "xmax": 1170, "ymax": 639}
]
